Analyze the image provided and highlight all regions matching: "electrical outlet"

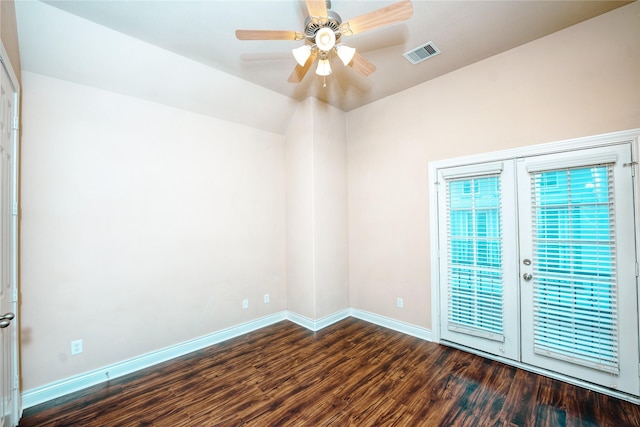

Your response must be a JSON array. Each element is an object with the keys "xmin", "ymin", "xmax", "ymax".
[
  {"xmin": 264, "ymin": 293, "xmax": 270, "ymax": 304},
  {"xmin": 397, "ymin": 298, "xmax": 404, "ymax": 308},
  {"xmin": 242, "ymin": 299, "xmax": 249, "ymax": 309},
  {"xmin": 71, "ymin": 339, "xmax": 83, "ymax": 355}
]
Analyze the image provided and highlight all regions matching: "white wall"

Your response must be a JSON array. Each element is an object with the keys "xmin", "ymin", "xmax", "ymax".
[
  {"xmin": 347, "ymin": 2, "xmax": 640, "ymax": 329},
  {"xmin": 20, "ymin": 72, "xmax": 287, "ymax": 390}
]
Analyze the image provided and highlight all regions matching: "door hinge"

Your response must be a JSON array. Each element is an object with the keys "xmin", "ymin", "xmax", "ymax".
[
  {"xmin": 13, "ymin": 375, "xmax": 18, "ymax": 390},
  {"xmin": 12, "ymin": 287, "xmax": 17, "ymax": 302},
  {"xmin": 12, "ymin": 116, "xmax": 18, "ymax": 131},
  {"xmin": 12, "ymin": 202, "xmax": 17, "ymax": 216},
  {"xmin": 636, "ymin": 262, "xmax": 639, "ymax": 278},
  {"xmin": 624, "ymin": 161, "xmax": 637, "ymax": 176}
]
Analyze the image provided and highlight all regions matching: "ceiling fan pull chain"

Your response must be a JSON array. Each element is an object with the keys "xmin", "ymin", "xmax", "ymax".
[{"xmin": 323, "ymin": 75, "xmax": 327, "ymax": 88}]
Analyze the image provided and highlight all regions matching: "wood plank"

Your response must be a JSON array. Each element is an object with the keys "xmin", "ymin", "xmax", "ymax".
[{"xmin": 19, "ymin": 318, "xmax": 640, "ymax": 426}]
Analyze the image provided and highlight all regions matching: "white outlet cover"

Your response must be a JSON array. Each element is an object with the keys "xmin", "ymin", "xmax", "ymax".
[
  {"xmin": 71, "ymin": 339, "xmax": 83, "ymax": 355},
  {"xmin": 242, "ymin": 299, "xmax": 249, "ymax": 309}
]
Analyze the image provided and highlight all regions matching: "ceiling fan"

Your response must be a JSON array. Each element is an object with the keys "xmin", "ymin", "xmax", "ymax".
[{"xmin": 236, "ymin": 0, "xmax": 413, "ymax": 84}]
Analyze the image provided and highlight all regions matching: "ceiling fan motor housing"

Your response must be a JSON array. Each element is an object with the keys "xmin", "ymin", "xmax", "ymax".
[{"xmin": 304, "ymin": 10, "xmax": 342, "ymax": 44}]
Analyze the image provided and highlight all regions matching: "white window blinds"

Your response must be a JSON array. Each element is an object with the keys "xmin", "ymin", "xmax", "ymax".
[
  {"xmin": 446, "ymin": 175, "xmax": 504, "ymax": 341},
  {"xmin": 530, "ymin": 165, "xmax": 619, "ymax": 373}
]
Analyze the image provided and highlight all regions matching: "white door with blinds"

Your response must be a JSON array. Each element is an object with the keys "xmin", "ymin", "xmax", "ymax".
[
  {"xmin": 436, "ymin": 161, "xmax": 519, "ymax": 361},
  {"xmin": 435, "ymin": 139, "xmax": 639, "ymax": 397},
  {"xmin": 518, "ymin": 144, "xmax": 639, "ymax": 395}
]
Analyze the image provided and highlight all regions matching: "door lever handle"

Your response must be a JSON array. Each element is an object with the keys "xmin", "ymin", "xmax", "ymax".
[{"xmin": 0, "ymin": 313, "xmax": 14, "ymax": 329}]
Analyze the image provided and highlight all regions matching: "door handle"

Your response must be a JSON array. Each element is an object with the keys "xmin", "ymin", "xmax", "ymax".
[
  {"xmin": 522, "ymin": 273, "xmax": 533, "ymax": 281},
  {"xmin": 0, "ymin": 312, "xmax": 14, "ymax": 329}
]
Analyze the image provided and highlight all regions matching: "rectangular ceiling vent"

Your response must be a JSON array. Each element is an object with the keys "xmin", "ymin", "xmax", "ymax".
[{"xmin": 403, "ymin": 42, "xmax": 440, "ymax": 65}]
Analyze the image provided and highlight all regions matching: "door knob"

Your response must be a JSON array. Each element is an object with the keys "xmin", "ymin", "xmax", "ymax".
[{"xmin": 523, "ymin": 273, "xmax": 533, "ymax": 281}]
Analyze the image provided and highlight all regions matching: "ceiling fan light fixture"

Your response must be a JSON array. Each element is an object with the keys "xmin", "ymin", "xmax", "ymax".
[
  {"xmin": 316, "ymin": 58, "xmax": 332, "ymax": 76},
  {"xmin": 315, "ymin": 27, "xmax": 336, "ymax": 52},
  {"xmin": 336, "ymin": 44, "xmax": 356, "ymax": 66},
  {"xmin": 292, "ymin": 45, "xmax": 312, "ymax": 66}
]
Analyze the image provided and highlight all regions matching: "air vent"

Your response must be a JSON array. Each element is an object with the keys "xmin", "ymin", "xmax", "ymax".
[{"xmin": 403, "ymin": 42, "xmax": 440, "ymax": 65}]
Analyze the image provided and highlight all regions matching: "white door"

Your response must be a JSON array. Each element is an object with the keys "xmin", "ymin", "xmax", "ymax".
[
  {"xmin": 517, "ymin": 143, "xmax": 639, "ymax": 396},
  {"xmin": 0, "ymin": 56, "xmax": 18, "ymax": 427},
  {"xmin": 437, "ymin": 161, "xmax": 519, "ymax": 361}
]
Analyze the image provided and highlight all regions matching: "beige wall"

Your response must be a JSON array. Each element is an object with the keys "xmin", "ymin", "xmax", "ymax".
[
  {"xmin": 347, "ymin": 2, "xmax": 640, "ymax": 330},
  {"xmin": 0, "ymin": 0, "xmax": 21, "ymax": 83},
  {"xmin": 312, "ymin": 100, "xmax": 349, "ymax": 319},
  {"xmin": 20, "ymin": 72, "xmax": 287, "ymax": 390},
  {"xmin": 286, "ymin": 98, "xmax": 349, "ymax": 321},
  {"xmin": 285, "ymin": 99, "xmax": 316, "ymax": 318}
]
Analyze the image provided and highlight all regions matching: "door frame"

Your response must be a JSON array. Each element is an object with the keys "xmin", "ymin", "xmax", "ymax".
[
  {"xmin": 428, "ymin": 128, "xmax": 640, "ymax": 403},
  {"xmin": 0, "ymin": 40, "xmax": 20, "ymax": 426}
]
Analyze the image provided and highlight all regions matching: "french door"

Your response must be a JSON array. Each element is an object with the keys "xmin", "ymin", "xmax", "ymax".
[
  {"xmin": 436, "ymin": 141, "xmax": 640, "ymax": 397},
  {"xmin": 518, "ymin": 144, "xmax": 638, "ymax": 395}
]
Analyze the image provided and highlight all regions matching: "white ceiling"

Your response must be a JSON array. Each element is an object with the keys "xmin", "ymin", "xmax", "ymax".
[{"xmin": 18, "ymin": 0, "xmax": 631, "ymax": 112}]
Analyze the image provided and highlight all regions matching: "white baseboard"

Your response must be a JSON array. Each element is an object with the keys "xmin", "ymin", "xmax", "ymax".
[
  {"xmin": 21, "ymin": 312, "xmax": 288, "ymax": 409},
  {"xmin": 350, "ymin": 309, "xmax": 433, "ymax": 341},
  {"xmin": 287, "ymin": 308, "xmax": 351, "ymax": 331},
  {"xmin": 21, "ymin": 310, "xmax": 431, "ymax": 409}
]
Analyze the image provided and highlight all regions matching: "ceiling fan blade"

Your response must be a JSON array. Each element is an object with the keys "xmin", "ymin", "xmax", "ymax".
[
  {"xmin": 340, "ymin": 0, "xmax": 413, "ymax": 36},
  {"xmin": 288, "ymin": 52, "xmax": 317, "ymax": 83},
  {"xmin": 236, "ymin": 30, "xmax": 305, "ymax": 41},
  {"xmin": 349, "ymin": 52, "xmax": 376, "ymax": 76},
  {"xmin": 305, "ymin": 0, "xmax": 328, "ymax": 20}
]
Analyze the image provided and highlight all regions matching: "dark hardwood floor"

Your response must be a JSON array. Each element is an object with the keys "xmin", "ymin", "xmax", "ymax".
[{"xmin": 19, "ymin": 318, "xmax": 640, "ymax": 426}]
